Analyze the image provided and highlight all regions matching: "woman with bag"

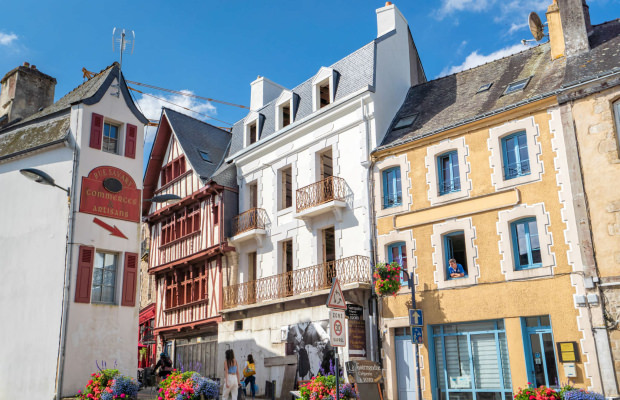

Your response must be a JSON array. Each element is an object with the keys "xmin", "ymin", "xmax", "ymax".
[
  {"xmin": 243, "ymin": 354, "xmax": 257, "ymax": 399},
  {"xmin": 223, "ymin": 349, "xmax": 241, "ymax": 400}
]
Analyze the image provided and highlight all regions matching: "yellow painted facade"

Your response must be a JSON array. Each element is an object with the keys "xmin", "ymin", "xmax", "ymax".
[{"xmin": 373, "ymin": 104, "xmax": 601, "ymax": 399}]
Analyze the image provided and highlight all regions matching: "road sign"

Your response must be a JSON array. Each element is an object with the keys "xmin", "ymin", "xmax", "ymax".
[
  {"xmin": 411, "ymin": 326, "xmax": 423, "ymax": 344},
  {"xmin": 329, "ymin": 309, "xmax": 346, "ymax": 347},
  {"xmin": 409, "ymin": 309, "xmax": 423, "ymax": 326},
  {"xmin": 326, "ymin": 278, "xmax": 346, "ymax": 310}
]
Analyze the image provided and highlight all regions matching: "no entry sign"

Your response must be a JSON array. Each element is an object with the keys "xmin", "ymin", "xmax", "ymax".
[{"xmin": 329, "ymin": 309, "xmax": 346, "ymax": 347}]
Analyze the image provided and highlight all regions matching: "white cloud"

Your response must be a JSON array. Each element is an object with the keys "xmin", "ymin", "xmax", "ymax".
[
  {"xmin": 136, "ymin": 90, "xmax": 217, "ymax": 146},
  {"xmin": 507, "ymin": 22, "xmax": 529, "ymax": 35},
  {"xmin": 435, "ymin": 0, "xmax": 547, "ymax": 23},
  {"xmin": 438, "ymin": 43, "xmax": 530, "ymax": 77},
  {"xmin": 0, "ymin": 32, "xmax": 18, "ymax": 46},
  {"xmin": 436, "ymin": 0, "xmax": 493, "ymax": 19}
]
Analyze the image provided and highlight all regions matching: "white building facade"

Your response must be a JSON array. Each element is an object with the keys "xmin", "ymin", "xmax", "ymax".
[
  {"xmin": 0, "ymin": 62, "xmax": 148, "ymax": 399},
  {"xmin": 220, "ymin": 4, "xmax": 425, "ymax": 397}
]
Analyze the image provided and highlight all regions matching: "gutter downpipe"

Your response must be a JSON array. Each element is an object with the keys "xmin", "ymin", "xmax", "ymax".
[
  {"xmin": 55, "ymin": 106, "xmax": 81, "ymax": 400},
  {"xmin": 361, "ymin": 97, "xmax": 381, "ymax": 364}
]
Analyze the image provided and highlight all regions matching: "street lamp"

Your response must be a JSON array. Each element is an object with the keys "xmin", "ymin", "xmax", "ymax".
[
  {"xmin": 145, "ymin": 193, "xmax": 182, "ymax": 204},
  {"xmin": 20, "ymin": 168, "xmax": 70, "ymax": 195}
]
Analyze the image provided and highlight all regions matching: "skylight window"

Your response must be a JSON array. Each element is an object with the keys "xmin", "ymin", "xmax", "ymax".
[
  {"xmin": 198, "ymin": 150, "xmax": 212, "ymax": 163},
  {"xmin": 393, "ymin": 114, "xmax": 418, "ymax": 130},
  {"xmin": 504, "ymin": 77, "xmax": 532, "ymax": 95},
  {"xmin": 477, "ymin": 83, "xmax": 492, "ymax": 93}
]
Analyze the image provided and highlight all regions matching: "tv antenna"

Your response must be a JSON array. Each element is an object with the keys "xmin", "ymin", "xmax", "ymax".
[
  {"xmin": 521, "ymin": 12, "xmax": 547, "ymax": 45},
  {"xmin": 111, "ymin": 28, "xmax": 135, "ymax": 97}
]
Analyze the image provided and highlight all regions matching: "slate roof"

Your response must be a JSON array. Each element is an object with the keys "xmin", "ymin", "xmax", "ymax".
[
  {"xmin": 0, "ymin": 62, "xmax": 148, "ymax": 161},
  {"xmin": 379, "ymin": 20, "xmax": 620, "ymax": 150},
  {"xmin": 163, "ymin": 108, "xmax": 235, "ymax": 187},
  {"xmin": 228, "ymin": 41, "xmax": 376, "ymax": 156}
]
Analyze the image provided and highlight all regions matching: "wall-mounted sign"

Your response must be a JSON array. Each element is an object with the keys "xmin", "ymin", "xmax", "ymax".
[
  {"xmin": 557, "ymin": 342, "xmax": 580, "ymax": 363},
  {"xmin": 79, "ymin": 166, "xmax": 141, "ymax": 222},
  {"xmin": 346, "ymin": 304, "xmax": 364, "ymax": 321},
  {"xmin": 348, "ymin": 319, "xmax": 367, "ymax": 357}
]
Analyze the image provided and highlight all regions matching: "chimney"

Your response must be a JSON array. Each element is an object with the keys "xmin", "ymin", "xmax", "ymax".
[
  {"xmin": 250, "ymin": 76, "xmax": 285, "ymax": 111},
  {"xmin": 548, "ymin": 0, "xmax": 592, "ymax": 58},
  {"xmin": 376, "ymin": 2, "xmax": 409, "ymax": 38},
  {"xmin": 0, "ymin": 63, "xmax": 56, "ymax": 126}
]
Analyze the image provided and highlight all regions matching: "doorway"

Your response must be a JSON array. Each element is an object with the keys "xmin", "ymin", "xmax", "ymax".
[
  {"xmin": 522, "ymin": 316, "xmax": 559, "ymax": 388},
  {"xmin": 395, "ymin": 327, "xmax": 417, "ymax": 400}
]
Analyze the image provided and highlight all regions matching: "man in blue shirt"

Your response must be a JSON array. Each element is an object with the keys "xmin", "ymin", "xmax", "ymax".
[{"xmin": 448, "ymin": 259, "xmax": 465, "ymax": 278}]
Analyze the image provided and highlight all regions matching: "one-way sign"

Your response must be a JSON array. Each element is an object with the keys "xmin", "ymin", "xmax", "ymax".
[{"xmin": 409, "ymin": 309, "xmax": 423, "ymax": 326}]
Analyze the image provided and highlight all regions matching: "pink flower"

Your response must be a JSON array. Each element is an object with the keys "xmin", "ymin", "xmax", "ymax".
[{"xmin": 121, "ymin": 394, "xmax": 126, "ymax": 398}]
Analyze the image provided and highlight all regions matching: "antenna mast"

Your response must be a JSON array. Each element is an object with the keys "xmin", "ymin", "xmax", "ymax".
[{"xmin": 111, "ymin": 28, "xmax": 135, "ymax": 97}]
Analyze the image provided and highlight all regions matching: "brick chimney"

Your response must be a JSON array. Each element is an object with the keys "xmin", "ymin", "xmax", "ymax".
[
  {"xmin": 0, "ymin": 62, "xmax": 56, "ymax": 126},
  {"xmin": 250, "ymin": 76, "xmax": 286, "ymax": 111},
  {"xmin": 547, "ymin": 0, "xmax": 592, "ymax": 59}
]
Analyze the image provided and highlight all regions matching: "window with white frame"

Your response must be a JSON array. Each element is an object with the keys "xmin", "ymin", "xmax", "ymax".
[
  {"xmin": 511, "ymin": 217, "xmax": 542, "ymax": 270},
  {"xmin": 279, "ymin": 166, "xmax": 293, "ymax": 210},
  {"xmin": 431, "ymin": 218, "xmax": 478, "ymax": 289},
  {"xmin": 437, "ymin": 151, "xmax": 461, "ymax": 195},
  {"xmin": 248, "ymin": 121, "xmax": 257, "ymax": 145},
  {"xmin": 92, "ymin": 252, "xmax": 118, "ymax": 303},
  {"xmin": 387, "ymin": 242, "xmax": 408, "ymax": 286},
  {"xmin": 425, "ymin": 137, "xmax": 471, "ymax": 205},
  {"xmin": 102, "ymin": 122, "xmax": 120, "ymax": 154},
  {"xmin": 501, "ymin": 131, "xmax": 530, "ymax": 180},
  {"xmin": 312, "ymin": 67, "xmax": 337, "ymax": 112},
  {"xmin": 280, "ymin": 102, "xmax": 291, "ymax": 128}
]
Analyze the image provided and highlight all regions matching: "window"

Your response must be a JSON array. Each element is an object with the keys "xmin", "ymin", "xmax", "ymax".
[
  {"xmin": 281, "ymin": 103, "xmax": 291, "ymax": 128},
  {"xmin": 477, "ymin": 83, "xmax": 493, "ymax": 93},
  {"xmin": 387, "ymin": 242, "xmax": 407, "ymax": 286},
  {"xmin": 443, "ymin": 231, "xmax": 468, "ymax": 279},
  {"xmin": 248, "ymin": 121, "xmax": 257, "ymax": 145},
  {"xmin": 382, "ymin": 167, "xmax": 402, "ymax": 208},
  {"xmin": 235, "ymin": 321, "xmax": 243, "ymax": 331},
  {"xmin": 319, "ymin": 82, "xmax": 330, "ymax": 108},
  {"xmin": 160, "ymin": 156, "xmax": 187, "ymax": 186},
  {"xmin": 393, "ymin": 114, "xmax": 418, "ymax": 130},
  {"xmin": 502, "ymin": 131, "xmax": 530, "ymax": 179},
  {"xmin": 249, "ymin": 182, "xmax": 258, "ymax": 209},
  {"xmin": 522, "ymin": 316, "xmax": 559, "ymax": 388},
  {"xmin": 282, "ymin": 239, "xmax": 294, "ymax": 295},
  {"xmin": 614, "ymin": 101, "xmax": 620, "ymax": 154},
  {"xmin": 438, "ymin": 151, "xmax": 461, "ymax": 195},
  {"xmin": 164, "ymin": 263, "xmax": 207, "ymax": 310},
  {"xmin": 511, "ymin": 218, "xmax": 542, "ymax": 270},
  {"xmin": 92, "ymin": 252, "xmax": 118, "ymax": 303},
  {"xmin": 160, "ymin": 204, "xmax": 201, "ymax": 245},
  {"xmin": 322, "ymin": 227, "xmax": 335, "ymax": 263},
  {"xmin": 102, "ymin": 123, "xmax": 119, "ymax": 154},
  {"xmin": 198, "ymin": 150, "xmax": 212, "ymax": 163},
  {"xmin": 504, "ymin": 77, "xmax": 532, "ymax": 95},
  {"xmin": 431, "ymin": 320, "xmax": 512, "ymax": 400},
  {"xmin": 279, "ymin": 166, "xmax": 292, "ymax": 210}
]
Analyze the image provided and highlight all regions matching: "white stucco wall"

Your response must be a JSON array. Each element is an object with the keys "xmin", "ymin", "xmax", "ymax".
[{"xmin": 0, "ymin": 146, "xmax": 73, "ymax": 399}]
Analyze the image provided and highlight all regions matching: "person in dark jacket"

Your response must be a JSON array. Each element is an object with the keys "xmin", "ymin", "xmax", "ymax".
[{"xmin": 153, "ymin": 353, "xmax": 173, "ymax": 379}]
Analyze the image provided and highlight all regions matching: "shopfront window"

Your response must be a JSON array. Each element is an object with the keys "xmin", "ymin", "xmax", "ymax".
[{"xmin": 431, "ymin": 320, "xmax": 512, "ymax": 400}]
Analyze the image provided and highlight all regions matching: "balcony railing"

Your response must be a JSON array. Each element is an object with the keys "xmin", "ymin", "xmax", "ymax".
[
  {"xmin": 223, "ymin": 255, "xmax": 370, "ymax": 309},
  {"xmin": 232, "ymin": 208, "xmax": 268, "ymax": 236},
  {"xmin": 439, "ymin": 177, "xmax": 461, "ymax": 195},
  {"xmin": 504, "ymin": 160, "xmax": 531, "ymax": 180},
  {"xmin": 296, "ymin": 176, "xmax": 346, "ymax": 213}
]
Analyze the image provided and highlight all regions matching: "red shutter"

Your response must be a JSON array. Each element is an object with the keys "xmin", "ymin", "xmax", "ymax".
[
  {"xmin": 75, "ymin": 246, "xmax": 95, "ymax": 303},
  {"xmin": 125, "ymin": 124, "xmax": 137, "ymax": 158},
  {"xmin": 121, "ymin": 252, "xmax": 138, "ymax": 306},
  {"xmin": 90, "ymin": 113, "xmax": 104, "ymax": 150}
]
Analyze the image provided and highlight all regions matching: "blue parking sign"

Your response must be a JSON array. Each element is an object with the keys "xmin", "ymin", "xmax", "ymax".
[
  {"xmin": 409, "ymin": 309, "xmax": 423, "ymax": 326},
  {"xmin": 412, "ymin": 327, "xmax": 423, "ymax": 344}
]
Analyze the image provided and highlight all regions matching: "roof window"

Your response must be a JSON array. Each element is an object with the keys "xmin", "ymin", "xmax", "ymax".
[
  {"xmin": 198, "ymin": 150, "xmax": 212, "ymax": 163},
  {"xmin": 477, "ymin": 83, "xmax": 492, "ymax": 93},
  {"xmin": 393, "ymin": 114, "xmax": 418, "ymax": 130},
  {"xmin": 504, "ymin": 77, "xmax": 532, "ymax": 95}
]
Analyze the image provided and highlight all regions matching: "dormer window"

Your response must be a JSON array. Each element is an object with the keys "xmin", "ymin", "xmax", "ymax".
[
  {"xmin": 312, "ymin": 67, "xmax": 338, "ymax": 112},
  {"xmin": 319, "ymin": 82, "xmax": 330, "ymax": 108},
  {"xmin": 282, "ymin": 104, "xmax": 291, "ymax": 127},
  {"xmin": 504, "ymin": 77, "xmax": 532, "ymax": 95},
  {"xmin": 248, "ymin": 121, "xmax": 257, "ymax": 145},
  {"xmin": 275, "ymin": 90, "xmax": 296, "ymax": 130}
]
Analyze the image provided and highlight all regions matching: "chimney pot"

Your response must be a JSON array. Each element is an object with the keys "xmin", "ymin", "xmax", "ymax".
[
  {"xmin": 23, "ymin": 62, "xmax": 30, "ymax": 67},
  {"xmin": 385, "ymin": 1, "xmax": 393, "ymax": 5},
  {"xmin": 31, "ymin": 65, "xmax": 36, "ymax": 70}
]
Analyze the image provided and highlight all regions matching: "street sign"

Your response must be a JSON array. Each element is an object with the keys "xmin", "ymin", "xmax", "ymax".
[
  {"xmin": 326, "ymin": 278, "xmax": 346, "ymax": 310},
  {"xmin": 329, "ymin": 309, "xmax": 346, "ymax": 347},
  {"xmin": 411, "ymin": 326, "xmax": 423, "ymax": 344},
  {"xmin": 409, "ymin": 309, "xmax": 423, "ymax": 326},
  {"xmin": 346, "ymin": 304, "xmax": 364, "ymax": 320}
]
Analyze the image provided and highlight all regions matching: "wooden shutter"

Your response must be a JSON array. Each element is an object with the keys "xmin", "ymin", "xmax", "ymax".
[
  {"xmin": 121, "ymin": 252, "xmax": 138, "ymax": 306},
  {"xmin": 90, "ymin": 113, "xmax": 104, "ymax": 150},
  {"xmin": 125, "ymin": 124, "xmax": 137, "ymax": 158},
  {"xmin": 75, "ymin": 246, "xmax": 95, "ymax": 303}
]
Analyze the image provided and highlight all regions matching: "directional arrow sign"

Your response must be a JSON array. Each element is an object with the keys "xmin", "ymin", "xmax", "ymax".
[
  {"xmin": 409, "ymin": 309, "xmax": 423, "ymax": 327},
  {"xmin": 93, "ymin": 217, "xmax": 128, "ymax": 239}
]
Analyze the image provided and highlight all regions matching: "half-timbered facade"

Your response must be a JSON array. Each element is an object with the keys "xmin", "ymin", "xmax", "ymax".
[{"xmin": 143, "ymin": 108, "xmax": 237, "ymax": 378}]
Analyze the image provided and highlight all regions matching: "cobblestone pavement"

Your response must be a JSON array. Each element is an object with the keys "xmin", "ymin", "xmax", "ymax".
[{"xmin": 137, "ymin": 386, "xmax": 159, "ymax": 399}]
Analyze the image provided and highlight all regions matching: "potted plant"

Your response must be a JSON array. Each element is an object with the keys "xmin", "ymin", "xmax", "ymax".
[
  {"xmin": 76, "ymin": 368, "xmax": 139, "ymax": 400},
  {"xmin": 373, "ymin": 262, "xmax": 402, "ymax": 296},
  {"xmin": 157, "ymin": 370, "xmax": 219, "ymax": 400}
]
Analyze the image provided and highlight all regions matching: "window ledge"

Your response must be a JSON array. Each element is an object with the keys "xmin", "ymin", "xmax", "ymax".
[
  {"xmin": 505, "ymin": 266, "xmax": 553, "ymax": 281},
  {"xmin": 91, "ymin": 301, "xmax": 117, "ymax": 306},
  {"xmin": 160, "ymin": 231, "xmax": 201, "ymax": 249},
  {"xmin": 164, "ymin": 298, "xmax": 208, "ymax": 313},
  {"xmin": 436, "ymin": 275, "xmax": 477, "ymax": 290}
]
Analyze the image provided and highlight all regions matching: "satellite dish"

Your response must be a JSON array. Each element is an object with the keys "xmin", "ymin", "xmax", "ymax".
[{"xmin": 528, "ymin": 12, "xmax": 545, "ymax": 41}]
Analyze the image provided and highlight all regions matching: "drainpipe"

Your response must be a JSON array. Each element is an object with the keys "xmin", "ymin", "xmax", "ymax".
[
  {"xmin": 55, "ymin": 107, "xmax": 81, "ymax": 400},
  {"xmin": 360, "ymin": 97, "xmax": 381, "ymax": 364}
]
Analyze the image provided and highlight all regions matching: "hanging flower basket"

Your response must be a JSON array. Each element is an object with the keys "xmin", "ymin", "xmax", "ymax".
[{"xmin": 373, "ymin": 262, "xmax": 402, "ymax": 296}]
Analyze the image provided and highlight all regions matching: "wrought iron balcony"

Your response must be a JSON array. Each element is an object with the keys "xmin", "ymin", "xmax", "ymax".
[
  {"xmin": 222, "ymin": 255, "xmax": 371, "ymax": 309},
  {"xmin": 295, "ymin": 176, "xmax": 347, "ymax": 220},
  {"xmin": 230, "ymin": 208, "xmax": 268, "ymax": 245}
]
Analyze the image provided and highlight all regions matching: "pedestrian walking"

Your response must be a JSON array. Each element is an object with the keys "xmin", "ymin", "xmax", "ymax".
[
  {"xmin": 243, "ymin": 354, "xmax": 257, "ymax": 399},
  {"xmin": 223, "ymin": 349, "xmax": 241, "ymax": 400},
  {"xmin": 153, "ymin": 353, "xmax": 173, "ymax": 381}
]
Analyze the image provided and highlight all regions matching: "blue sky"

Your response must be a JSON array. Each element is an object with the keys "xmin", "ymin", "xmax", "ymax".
[{"xmin": 1, "ymin": 0, "xmax": 618, "ymax": 169}]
